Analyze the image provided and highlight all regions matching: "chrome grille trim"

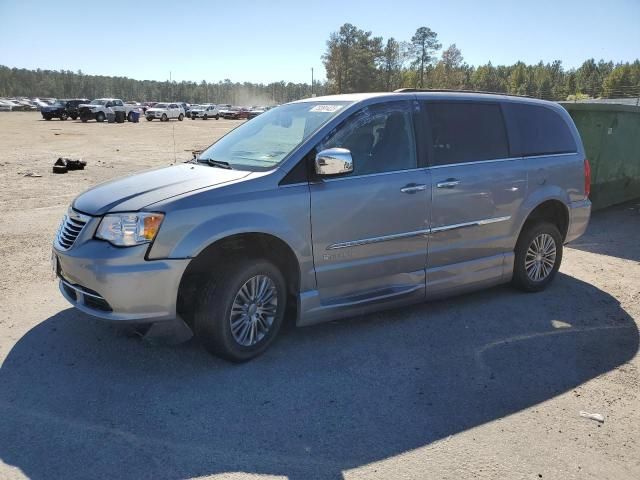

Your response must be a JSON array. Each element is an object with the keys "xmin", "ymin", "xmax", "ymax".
[{"xmin": 54, "ymin": 208, "xmax": 90, "ymax": 251}]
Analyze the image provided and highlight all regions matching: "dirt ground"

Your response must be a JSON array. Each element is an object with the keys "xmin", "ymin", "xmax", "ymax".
[{"xmin": 0, "ymin": 112, "xmax": 639, "ymax": 480}]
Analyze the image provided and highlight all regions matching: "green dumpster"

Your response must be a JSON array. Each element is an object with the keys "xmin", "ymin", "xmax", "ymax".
[{"xmin": 561, "ymin": 102, "xmax": 640, "ymax": 210}]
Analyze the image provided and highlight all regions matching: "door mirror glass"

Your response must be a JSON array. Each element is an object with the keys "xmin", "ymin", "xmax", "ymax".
[{"xmin": 315, "ymin": 148, "xmax": 353, "ymax": 176}]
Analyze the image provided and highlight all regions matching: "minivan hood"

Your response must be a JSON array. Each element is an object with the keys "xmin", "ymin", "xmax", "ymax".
[{"xmin": 73, "ymin": 163, "xmax": 251, "ymax": 215}]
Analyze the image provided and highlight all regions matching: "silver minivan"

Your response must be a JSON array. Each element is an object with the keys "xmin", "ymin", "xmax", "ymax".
[{"xmin": 53, "ymin": 90, "xmax": 592, "ymax": 361}]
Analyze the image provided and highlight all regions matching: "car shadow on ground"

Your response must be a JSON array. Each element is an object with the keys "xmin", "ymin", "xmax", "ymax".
[
  {"xmin": 1, "ymin": 273, "xmax": 637, "ymax": 480},
  {"xmin": 567, "ymin": 200, "xmax": 640, "ymax": 262}
]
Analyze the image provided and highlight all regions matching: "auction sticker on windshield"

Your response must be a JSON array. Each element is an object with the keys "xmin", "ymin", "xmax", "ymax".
[{"xmin": 309, "ymin": 105, "xmax": 343, "ymax": 113}]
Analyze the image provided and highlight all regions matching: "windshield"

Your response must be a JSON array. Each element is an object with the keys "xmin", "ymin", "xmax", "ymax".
[
  {"xmin": 90, "ymin": 100, "xmax": 106, "ymax": 105},
  {"xmin": 53, "ymin": 101, "xmax": 66, "ymax": 106},
  {"xmin": 154, "ymin": 103, "xmax": 168, "ymax": 108},
  {"xmin": 198, "ymin": 101, "xmax": 349, "ymax": 171}
]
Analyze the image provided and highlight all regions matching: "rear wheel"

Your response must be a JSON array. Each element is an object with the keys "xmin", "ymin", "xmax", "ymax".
[
  {"xmin": 146, "ymin": 116, "xmax": 153, "ymax": 121},
  {"xmin": 203, "ymin": 114, "xmax": 208, "ymax": 120},
  {"xmin": 44, "ymin": 116, "xmax": 52, "ymax": 120},
  {"xmin": 127, "ymin": 112, "xmax": 134, "ymax": 122},
  {"xmin": 512, "ymin": 221, "xmax": 563, "ymax": 292},
  {"xmin": 161, "ymin": 113, "xmax": 168, "ymax": 122},
  {"xmin": 194, "ymin": 258, "xmax": 287, "ymax": 362},
  {"xmin": 215, "ymin": 114, "xmax": 219, "ymax": 120},
  {"xmin": 178, "ymin": 113, "xmax": 184, "ymax": 121},
  {"xmin": 95, "ymin": 112, "xmax": 105, "ymax": 123},
  {"xmin": 70, "ymin": 115, "xmax": 77, "ymax": 120},
  {"xmin": 60, "ymin": 112, "xmax": 68, "ymax": 120}
]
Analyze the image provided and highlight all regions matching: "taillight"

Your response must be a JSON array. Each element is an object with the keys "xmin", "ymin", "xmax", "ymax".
[{"xmin": 584, "ymin": 158, "xmax": 591, "ymax": 198}]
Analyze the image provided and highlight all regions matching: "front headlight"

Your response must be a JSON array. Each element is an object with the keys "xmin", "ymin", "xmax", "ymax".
[{"xmin": 95, "ymin": 212, "xmax": 164, "ymax": 247}]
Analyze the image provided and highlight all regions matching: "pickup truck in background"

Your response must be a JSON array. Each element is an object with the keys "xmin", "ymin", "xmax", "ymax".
[{"xmin": 78, "ymin": 98, "xmax": 137, "ymax": 122}]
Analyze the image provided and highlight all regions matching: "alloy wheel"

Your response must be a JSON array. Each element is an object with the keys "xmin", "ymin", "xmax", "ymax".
[
  {"xmin": 525, "ymin": 233, "xmax": 557, "ymax": 282},
  {"xmin": 229, "ymin": 275, "xmax": 278, "ymax": 347}
]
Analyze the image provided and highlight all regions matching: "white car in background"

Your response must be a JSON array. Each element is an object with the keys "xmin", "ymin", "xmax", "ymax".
[
  {"xmin": 190, "ymin": 104, "xmax": 219, "ymax": 120},
  {"xmin": 145, "ymin": 103, "xmax": 185, "ymax": 122}
]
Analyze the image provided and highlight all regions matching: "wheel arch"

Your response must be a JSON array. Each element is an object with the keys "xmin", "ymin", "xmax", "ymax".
[
  {"xmin": 516, "ymin": 198, "xmax": 570, "ymax": 245},
  {"xmin": 177, "ymin": 232, "xmax": 302, "ymax": 325}
]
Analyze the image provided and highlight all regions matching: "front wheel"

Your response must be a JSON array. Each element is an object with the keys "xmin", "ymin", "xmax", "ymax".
[
  {"xmin": 70, "ymin": 115, "xmax": 77, "ymax": 120},
  {"xmin": 178, "ymin": 113, "xmax": 184, "ymax": 121},
  {"xmin": 215, "ymin": 114, "xmax": 219, "ymax": 120},
  {"xmin": 95, "ymin": 112, "xmax": 105, "ymax": 123},
  {"xmin": 146, "ymin": 116, "xmax": 153, "ymax": 121},
  {"xmin": 194, "ymin": 258, "xmax": 287, "ymax": 362},
  {"xmin": 512, "ymin": 222, "xmax": 563, "ymax": 292},
  {"xmin": 127, "ymin": 112, "xmax": 134, "ymax": 122},
  {"xmin": 203, "ymin": 114, "xmax": 208, "ymax": 120},
  {"xmin": 161, "ymin": 113, "xmax": 168, "ymax": 122},
  {"xmin": 60, "ymin": 112, "xmax": 68, "ymax": 120}
]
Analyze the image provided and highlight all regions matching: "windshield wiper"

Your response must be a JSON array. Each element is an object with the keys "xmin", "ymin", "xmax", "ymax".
[{"xmin": 204, "ymin": 158, "xmax": 233, "ymax": 169}]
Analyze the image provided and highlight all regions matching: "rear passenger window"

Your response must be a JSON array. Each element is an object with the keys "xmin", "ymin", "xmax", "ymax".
[
  {"xmin": 425, "ymin": 102, "xmax": 509, "ymax": 165},
  {"xmin": 503, "ymin": 103, "xmax": 576, "ymax": 157}
]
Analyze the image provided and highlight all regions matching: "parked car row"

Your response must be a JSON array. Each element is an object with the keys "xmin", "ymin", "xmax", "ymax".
[{"xmin": 0, "ymin": 97, "xmax": 53, "ymax": 111}]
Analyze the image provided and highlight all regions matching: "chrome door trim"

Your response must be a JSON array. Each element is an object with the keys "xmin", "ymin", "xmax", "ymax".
[
  {"xmin": 428, "ymin": 157, "xmax": 521, "ymax": 169},
  {"xmin": 321, "ymin": 167, "xmax": 427, "ymax": 183},
  {"xmin": 327, "ymin": 228, "xmax": 431, "ymax": 250},
  {"xmin": 326, "ymin": 215, "xmax": 511, "ymax": 250},
  {"xmin": 431, "ymin": 216, "xmax": 511, "ymax": 234},
  {"xmin": 426, "ymin": 152, "xmax": 578, "ymax": 170}
]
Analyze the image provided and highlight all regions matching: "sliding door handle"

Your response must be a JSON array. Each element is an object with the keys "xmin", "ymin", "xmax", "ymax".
[
  {"xmin": 436, "ymin": 178, "xmax": 461, "ymax": 189},
  {"xmin": 401, "ymin": 184, "xmax": 427, "ymax": 194}
]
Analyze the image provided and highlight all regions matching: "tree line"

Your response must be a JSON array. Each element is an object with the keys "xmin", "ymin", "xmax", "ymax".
[
  {"xmin": 0, "ymin": 65, "xmax": 326, "ymax": 105},
  {"xmin": 1, "ymin": 23, "xmax": 639, "ymax": 103},
  {"xmin": 323, "ymin": 23, "xmax": 640, "ymax": 100}
]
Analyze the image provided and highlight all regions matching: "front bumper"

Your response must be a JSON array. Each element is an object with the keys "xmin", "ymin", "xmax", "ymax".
[
  {"xmin": 565, "ymin": 198, "xmax": 592, "ymax": 243},
  {"xmin": 54, "ymin": 239, "xmax": 190, "ymax": 323}
]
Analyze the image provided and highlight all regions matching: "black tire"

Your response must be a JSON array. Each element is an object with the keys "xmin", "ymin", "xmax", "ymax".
[
  {"xmin": 203, "ymin": 114, "xmax": 208, "ymax": 120},
  {"xmin": 81, "ymin": 117, "xmax": 89, "ymax": 123},
  {"xmin": 70, "ymin": 115, "xmax": 77, "ymax": 120},
  {"xmin": 161, "ymin": 113, "xmax": 168, "ymax": 122},
  {"xmin": 512, "ymin": 221, "xmax": 563, "ymax": 292},
  {"xmin": 191, "ymin": 116, "xmax": 196, "ymax": 120},
  {"xmin": 127, "ymin": 112, "xmax": 134, "ymax": 122},
  {"xmin": 194, "ymin": 258, "xmax": 287, "ymax": 362},
  {"xmin": 146, "ymin": 116, "xmax": 153, "ymax": 121},
  {"xmin": 215, "ymin": 114, "xmax": 219, "ymax": 120},
  {"xmin": 60, "ymin": 112, "xmax": 68, "ymax": 120},
  {"xmin": 44, "ymin": 116, "xmax": 52, "ymax": 121},
  {"xmin": 95, "ymin": 112, "xmax": 105, "ymax": 123},
  {"xmin": 178, "ymin": 113, "xmax": 184, "ymax": 121}
]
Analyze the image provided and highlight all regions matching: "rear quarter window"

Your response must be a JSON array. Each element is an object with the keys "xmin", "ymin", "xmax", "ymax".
[
  {"xmin": 424, "ymin": 102, "xmax": 509, "ymax": 166},
  {"xmin": 503, "ymin": 103, "xmax": 577, "ymax": 157}
]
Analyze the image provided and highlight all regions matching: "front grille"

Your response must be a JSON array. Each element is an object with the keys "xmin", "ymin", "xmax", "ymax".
[{"xmin": 55, "ymin": 209, "xmax": 90, "ymax": 250}]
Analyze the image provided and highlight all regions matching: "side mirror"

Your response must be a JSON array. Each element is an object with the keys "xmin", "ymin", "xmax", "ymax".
[{"xmin": 315, "ymin": 148, "xmax": 353, "ymax": 176}]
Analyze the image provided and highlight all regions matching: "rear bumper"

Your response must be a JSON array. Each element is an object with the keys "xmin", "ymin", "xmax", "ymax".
[
  {"xmin": 565, "ymin": 198, "xmax": 592, "ymax": 243},
  {"xmin": 54, "ymin": 240, "xmax": 190, "ymax": 323}
]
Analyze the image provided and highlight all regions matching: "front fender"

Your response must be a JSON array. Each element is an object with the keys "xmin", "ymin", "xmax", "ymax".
[{"xmin": 166, "ymin": 212, "xmax": 309, "ymax": 260}]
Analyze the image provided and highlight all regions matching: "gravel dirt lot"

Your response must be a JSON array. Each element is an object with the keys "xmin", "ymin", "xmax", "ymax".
[{"xmin": 0, "ymin": 112, "xmax": 639, "ymax": 480}]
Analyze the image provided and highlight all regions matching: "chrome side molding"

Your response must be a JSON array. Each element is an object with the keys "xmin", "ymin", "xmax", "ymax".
[{"xmin": 327, "ymin": 216, "xmax": 511, "ymax": 250}]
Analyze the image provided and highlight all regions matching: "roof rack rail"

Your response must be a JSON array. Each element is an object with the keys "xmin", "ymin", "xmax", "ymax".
[{"xmin": 393, "ymin": 88, "xmax": 533, "ymax": 98}]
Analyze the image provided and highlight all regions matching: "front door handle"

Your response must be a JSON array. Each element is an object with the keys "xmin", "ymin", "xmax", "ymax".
[
  {"xmin": 436, "ymin": 178, "xmax": 461, "ymax": 189},
  {"xmin": 401, "ymin": 183, "xmax": 427, "ymax": 194}
]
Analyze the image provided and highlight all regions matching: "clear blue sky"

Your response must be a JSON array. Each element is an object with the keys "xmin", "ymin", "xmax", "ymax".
[{"xmin": 1, "ymin": 0, "xmax": 638, "ymax": 84}]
